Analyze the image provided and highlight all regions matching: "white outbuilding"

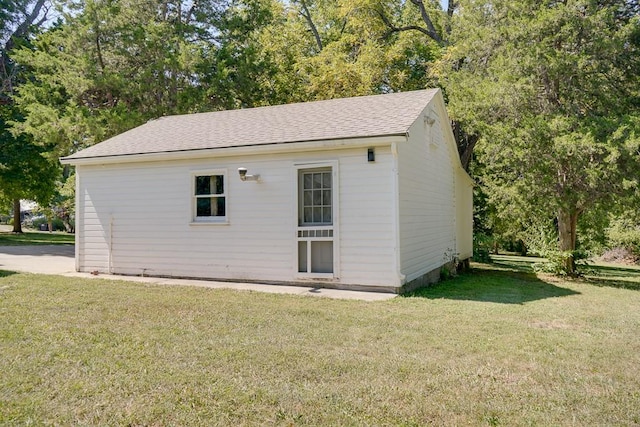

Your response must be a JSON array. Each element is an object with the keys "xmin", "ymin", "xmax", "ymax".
[{"xmin": 61, "ymin": 89, "xmax": 473, "ymax": 293}]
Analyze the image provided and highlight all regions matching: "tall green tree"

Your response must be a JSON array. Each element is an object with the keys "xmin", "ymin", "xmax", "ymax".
[
  {"xmin": 1, "ymin": 0, "xmax": 53, "ymax": 232},
  {"xmin": 0, "ymin": 105, "xmax": 58, "ymax": 230},
  {"xmin": 437, "ymin": 0, "xmax": 640, "ymax": 273},
  {"xmin": 13, "ymin": 0, "xmax": 227, "ymax": 156},
  {"xmin": 246, "ymin": 0, "xmax": 447, "ymax": 102}
]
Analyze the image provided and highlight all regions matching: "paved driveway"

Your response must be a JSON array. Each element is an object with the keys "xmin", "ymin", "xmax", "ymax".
[{"xmin": 0, "ymin": 245, "xmax": 75, "ymax": 275}]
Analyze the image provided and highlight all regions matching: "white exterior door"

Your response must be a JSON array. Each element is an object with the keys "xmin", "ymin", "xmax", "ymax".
[{"xmin": 295, "ymin": 163, "xmax": 338, "ymax": 279}]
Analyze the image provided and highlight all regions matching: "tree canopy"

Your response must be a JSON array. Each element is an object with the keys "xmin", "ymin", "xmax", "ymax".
[
  {"xmin": 435, "ymin": 0, "xmax": 640, "ymax": 272},
  {"xmin": 5, "ymin": 0, "xmax": 640, "ymax": 271}
]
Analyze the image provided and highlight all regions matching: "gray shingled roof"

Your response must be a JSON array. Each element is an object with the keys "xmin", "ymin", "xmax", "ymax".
[{"xmin": 62, "ymin": 89, "xmax": 439, "ymax": 161}]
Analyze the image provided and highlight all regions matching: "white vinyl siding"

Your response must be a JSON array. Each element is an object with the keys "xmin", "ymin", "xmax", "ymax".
[
  {"xmin": 456, "ymin": 168, "xmax": 474, "ymax": 260},
  {"xmin": 396, "ymin": 105, "xmax": 458, "ymax": 282},
  {"xmin": 75, "ymin": 147, "xmax": 398, "ymax": 287},
  {"xmin": 337, "ymin": 147, "xmax": 397, "ymax": 285}
]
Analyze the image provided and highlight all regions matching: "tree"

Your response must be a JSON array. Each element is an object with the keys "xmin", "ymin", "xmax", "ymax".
[
  {"xmin": 1, "ymin": 0, "xmax": 52, "ymax": 232},
  {"xmin": 0, "ymin": 105, "xmax": 57, "ymax": 232},
  {"xmin": 13, "ymin": 0, "xmax": 229, "ymax": 153},
  {"xmin": 437, "ymin": 0, "xmax": 640, "ymax": 273}
]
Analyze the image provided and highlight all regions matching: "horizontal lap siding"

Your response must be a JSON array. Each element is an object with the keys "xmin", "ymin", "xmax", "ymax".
[
  {"xmin": 456, "ymin": 169, "xmax": 474, "ymax": 260},
  {"xmin": 77, "ymin": 148, "xmax": 396, "ymax": 287},
  {"xmin": 78, "ymin": 156, "xmax": 293, "ymax": 281},
  {"xmin": 338, "ymin": 147, "xmax": 396, "ymax": 285},
  {"xmin": 397, "ymin": 104, "xmax": 456, "ymax": 282}
]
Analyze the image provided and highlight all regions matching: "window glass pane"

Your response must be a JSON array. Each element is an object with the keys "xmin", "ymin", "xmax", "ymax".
[
  {"xmin": 196, "ymin": 198, "xmax": 212, "ymax": 216},
  {"xmin": 196, "ymin": 175, "xmax": 224, "ymax": 196},
  {"xmin": 304, "ymin": 190, "xmax": 312, "ymax": 206},
  {"xmin": 304, "ymin": 207, "xmax": 312, "ymax": 223},
  {"xmin": 323, "ymin": 207, "xmax": 332, "ymax": 223},
  {"xmin": 322, "ymin": 190, "xmax": 331, "ymax": 206},
  {"xmin": 323, "ymin": 172, "xmax": 331, "ymax": 189},
  {"xmin": 214, "ymin": 175, "xmax": 224, "ymax": 195},
  {"xmin": 216, "ymin": 197, "xmax": 226, "ymax": 216},
  {"xmin": 195, "ymin": 176, "xmax": 211, "ymax": 195},
  {"xmin": 313, "ymin": 173, "xmax": 322, "ymax": 189},
  {"xmin": 304, "ymin": 173, "xmax": 312, "ymax": 190},
  {"xmin": 313, "ymin": 189, "xmax": 322, "ymax": 205}
]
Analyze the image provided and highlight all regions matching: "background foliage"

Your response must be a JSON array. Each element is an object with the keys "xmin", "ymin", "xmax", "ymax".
[{"xmin": 2, "ymin": 0, "xmax": 639, "ymax": 270}]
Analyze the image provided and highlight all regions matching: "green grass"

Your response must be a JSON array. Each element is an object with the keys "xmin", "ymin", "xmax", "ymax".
[
  {"xmin": 1, "ymin": 260, "xmax": 640, "ymax": 425},
  {"xmin": 0, "ymin": 231, "xmax": 74, "ymax": 246}
]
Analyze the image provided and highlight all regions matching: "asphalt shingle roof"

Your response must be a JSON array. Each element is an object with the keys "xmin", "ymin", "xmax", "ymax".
[{"xmin": 62, "ymin": 89, "xmax": 439, "ymax": 161}]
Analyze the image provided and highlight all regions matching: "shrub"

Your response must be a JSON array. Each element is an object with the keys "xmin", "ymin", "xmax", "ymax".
[
  {"xmin": 606, "ymin": 223, "xmax": 640, "ymax": 258},
  {"xmin": 473, "ymin": 233, "xmax": 493, "ymax": 263},
  {"xmin": 532, "ymin": 249, "xmax": 589, "ymax": 276},
  {"xmin": 25, "ymin": 216, "xmax": 66, "ymax": 232}
]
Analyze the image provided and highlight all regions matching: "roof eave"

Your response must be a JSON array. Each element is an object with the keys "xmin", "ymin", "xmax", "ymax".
[{"xmin": 60, "ymin": 134, "xmax": 408, "ymax": 166}]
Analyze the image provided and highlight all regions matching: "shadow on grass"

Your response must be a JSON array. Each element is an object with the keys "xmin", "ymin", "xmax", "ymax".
[
  {"xmin": 0, "ymin": 270, "xmax": 18, "ymax": 278},
  {"xmin": 406, "ymin": 264, "xmax": 579, "ymax": 304},
  {"xmin": 581, "ymin": 264, "xmax": 640, "ymax": 291}
]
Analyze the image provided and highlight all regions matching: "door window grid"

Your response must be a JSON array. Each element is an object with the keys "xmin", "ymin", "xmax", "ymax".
[{"xmin": 301, "ymin": 171, "xmax": 332, "ymax": 225}]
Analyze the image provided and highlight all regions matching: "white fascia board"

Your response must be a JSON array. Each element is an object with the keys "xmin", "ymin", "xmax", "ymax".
[{"xmin": 60, "ymin": 135, "xmax": 407, "ymax": 166}]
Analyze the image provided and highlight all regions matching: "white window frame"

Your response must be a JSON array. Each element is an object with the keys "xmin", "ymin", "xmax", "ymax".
[{"xmin": 190, "ymin": 169, "xmax": 229, "ymax": 225}]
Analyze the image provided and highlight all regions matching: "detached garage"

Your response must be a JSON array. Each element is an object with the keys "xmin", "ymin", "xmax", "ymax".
[{"xmin": 61, "ymin": 89, "xmax": 473, "ymax": 293}]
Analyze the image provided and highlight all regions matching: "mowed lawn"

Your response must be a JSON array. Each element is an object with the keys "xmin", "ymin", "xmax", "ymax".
[
  {"xmin": 1, "ymin": 258, "xmax": 639, "ymax": 426},
  {"xmin": 0, "ymin": 230, "xmax": 75, "ymax": 246}
]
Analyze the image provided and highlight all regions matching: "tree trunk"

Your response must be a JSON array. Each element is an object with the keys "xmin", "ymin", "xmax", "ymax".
[
  {"xmin": 519, "ymin": 239, "xmax": 528, "ymax": 256},
  {"xmin": 557, "ymin": 208, "xmax": 578, "ymax": 274},
  {"xmin": 451, "ymin": 120, "xmax": 477, "ymax": 172},
  {"xmin": 12, "ymin": 198, "xmax": 22, "ymax": 233}
]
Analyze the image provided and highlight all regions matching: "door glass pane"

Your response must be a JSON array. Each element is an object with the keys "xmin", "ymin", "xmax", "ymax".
[
  {"xmin": 298, "ymin": 241, "xmax": 308, "ymax": 273},
  {"xmin": 304, "ymin": 207, "xmax": 312, "ymax": 223},
  {"xmin": 322, "ymin": 190, "xmax": 331, "ymax": 205},
  {"xmin": 323, "ymin": 172, "xmax": 331, "ymax": 188},
  {"xmin": 311, "ymin": 241, "xmax": 333, "ymax": 273},
  {"xmin": 313, "ymin": 173, "xmax": 322, "ymax": 189},
  {"xmin": 323, "ymin": 207, "xmax": 331, "ymax": 223},
  {"xmin": 304, "ymin": 174, "xmax": 312, "ymax": 190},
  {"xmin": 300, "ymin": 169, "xmax": 332, "ymax": 225}
]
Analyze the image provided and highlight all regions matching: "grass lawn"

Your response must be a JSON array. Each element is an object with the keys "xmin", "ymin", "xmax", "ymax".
[
  {"xmin": 0, "ymin": 230, "xmax": 74, "ymax": 246},
  {"xmin": 1, "ymin": 258, "xmax": 639, "ymax": 426}
]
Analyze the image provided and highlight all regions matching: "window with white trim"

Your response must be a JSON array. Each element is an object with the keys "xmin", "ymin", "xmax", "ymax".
[{"xmin": 193, "ymin": 172, "xmax": 226, "ymax": 222}]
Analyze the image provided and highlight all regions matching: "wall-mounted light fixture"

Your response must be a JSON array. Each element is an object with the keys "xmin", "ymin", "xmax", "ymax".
[
  {"xmin": 367, "ymin": 148, "xmax": 375, "ymax": 162},
  {"xmin": 238, "ymin": 167, "xmax": 260, "ymax": 182}
]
